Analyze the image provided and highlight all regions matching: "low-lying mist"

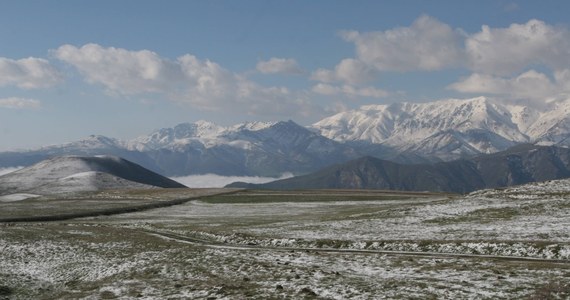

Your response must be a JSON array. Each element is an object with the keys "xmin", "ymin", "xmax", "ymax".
[{"xmin": 170, "ymin": 173, "xmax": 294, "ymax": 188}]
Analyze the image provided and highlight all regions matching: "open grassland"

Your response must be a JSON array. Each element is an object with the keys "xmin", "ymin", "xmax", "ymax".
[
  {"xmin": 0, "ymin": 188, "xmax": 234, "ymax": 221},
  {"xmin": 1, "ymin": 186, "xmax": 569, "ymax": 299}
]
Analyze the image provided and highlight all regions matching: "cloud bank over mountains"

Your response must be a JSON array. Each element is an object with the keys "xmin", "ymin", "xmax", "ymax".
[
  {"xmin": 2, "ymin": 16, "xmax": 570, "ymax": 117},
  {"xmin": 318, "ymin": 16, "xmax": 570, "ymax": 106}
]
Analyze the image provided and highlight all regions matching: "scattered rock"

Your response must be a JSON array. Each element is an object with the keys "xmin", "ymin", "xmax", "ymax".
[
  {"xmin": 100, "ymin": 290, "xmax": 117, "ymax": 299},
  {"xmin": 0, "ymin": 286, "xmax": 13, "ymax": 296},
  {"xmin": 300, "ymin": 287, "xmax": 317, "ymax": 296}
]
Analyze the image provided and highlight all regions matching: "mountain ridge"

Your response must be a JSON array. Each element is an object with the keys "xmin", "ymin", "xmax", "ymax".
[
  {"xmin": 3, "ymin": 97, "xmax": 570, "ymax": 177},
  {"xmin": 227, "ymin": 144, "xmax": 570, "ymax": 193}
]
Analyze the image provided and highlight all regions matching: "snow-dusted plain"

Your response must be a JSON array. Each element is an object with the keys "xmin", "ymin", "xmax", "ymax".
[{"xmin": 1, "ymin": 180, "xmax": 569, "ymax": 298}]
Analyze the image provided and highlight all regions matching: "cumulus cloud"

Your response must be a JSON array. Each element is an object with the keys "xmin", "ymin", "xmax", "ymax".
[
  {"xmin": 54, "ymin": 44, "xmax": 183, "ymax": 94},
  {"xmin": 341, "ymin": 15, "xmax": 465, "ymax": 72},
  {"xmin": 321, "ymin": 16, "xmax": 570, "ymax": 104},
  {"xmin": 256, "ymin": 57, "xmax": 303, "ymax": 75},
  {"xmin": 449, "ymin": 69, "xmax": 570, "ymax": 101},
  {"xmin": 0, "ymin": 97, "xmax": 41, "ymax": 109},
  {"xmin": 338, "ymin": 16, "xmax": 570, "ymax": 76},
  {"xmin": 170, "ymin": 173, "xmax": 293, "ymax": 188},
  {"xmin": 312, "ymin": 83, "xmax": 389, "ymax": 98},
  {"xmin": 54, "ymin": 44, "xmax": 317, "ymax": 118},
  {"xmin": 466, "ymin": 19, "xmax": 570, "ymax": 75},
  {"xmin": 0, "ymin": 57, "xmax": 62, "ymax": 89},
  {"xmin": 311, "ymin": 58, "xmax": 377, "ymax": 85},
  {"xmin": 448, "ymin": 19, "xmax": 570, "ymax": 103}
]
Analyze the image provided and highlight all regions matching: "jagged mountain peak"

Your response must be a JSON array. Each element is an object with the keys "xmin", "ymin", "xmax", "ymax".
[
  {"xmin": 229, "ymin": 120, "xmax": 278, "ymax": 132},
  {"xmin": 126, "ymin": 120, "xmax": 311, "ymax": 152},
  {"xmin": 312, "ymin": 97, "xmax": 531, "ymax": 159}
]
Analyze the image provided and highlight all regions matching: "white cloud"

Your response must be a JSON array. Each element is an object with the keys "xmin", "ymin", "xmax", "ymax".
[
  {"xmin": 54, "ymin": 44, "xmax": 183, "ymax": 94},
  {"xmin": 0, "ymin": 57, "xmax": 62, "ymax": 89},
  {"xmin": 256, "ymin": 57, "xmax": 303, "ymax": 75},
  {"xmin": 449, "ymin": 69, "xmax": 569, "ymax": 101},
  {"xmin": 311, "ymin": 58, "xmax": 377, "ymax": 85},
  {"xmin": 323, "ymin": 16, "xmax": 570, "ymax": 104},
  {"xmin": 0, "ymin": 167, "xmax": 22, "ymax": 176},
  {"xmin": 312, "ymin": 83, "xmax": 389, "ymax": 98},
  {"xmin": 54, "ymin": 44, "xmax": 317, "ymax": 118},
  {"xmin": 466, "ymin": 19, "xmax": 570, "ymax": 75},
  {"xmin": 341, "ymin": 15, "xmax": 465, "ymax": 72},
  {"xmin": 170, "ymin": 173, "xmax": 293, "ymax": 188},
  {"xmin": 0, "ymin": 97, "xmax": 41, "ymax": 109}
]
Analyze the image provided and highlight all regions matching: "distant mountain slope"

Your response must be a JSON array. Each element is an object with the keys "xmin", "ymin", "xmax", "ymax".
[
  {"xmin": 0, "ymin": 135, "xmax": 160, "ymax": 173},
  {"xmin": 228, "ymin": 144, "xmax": 570, "ymax": 193},
  {"xmin": 0, "ymin": 156, "xmax": 185, "ymax": 196}
]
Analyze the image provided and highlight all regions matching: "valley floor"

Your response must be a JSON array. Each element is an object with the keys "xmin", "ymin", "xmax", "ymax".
[{"xmin": 1, "ymin": 185, "xmax": 569, "ymax": 299}]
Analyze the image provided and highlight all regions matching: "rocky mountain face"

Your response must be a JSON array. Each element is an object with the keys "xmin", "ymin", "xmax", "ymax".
[{"xmin": 228, "ymin": 144, "xmax": 570, "ymax": 193}]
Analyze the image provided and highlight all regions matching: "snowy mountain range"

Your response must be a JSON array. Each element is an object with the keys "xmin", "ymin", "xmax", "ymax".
[
  {"xmin": 312, "ymin": 96, "xmax": 570, "ymax": 160},
  {"xmin": 2, "ymin": 96, "xmax": 570, "ymax": 176}
]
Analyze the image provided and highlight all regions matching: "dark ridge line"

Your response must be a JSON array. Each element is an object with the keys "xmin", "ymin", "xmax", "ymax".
[{"xmin": 0, "ymin": 189, "xmax": 241, "ymax": 223}]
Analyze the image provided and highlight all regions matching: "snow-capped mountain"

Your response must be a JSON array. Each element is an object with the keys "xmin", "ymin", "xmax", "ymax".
[
  {"xmin": 124, "ymin": 120, "xmax": 277, "ymax": 152},
  {"xmin": 128, "ymin": 120, "xmax": 358, "ymax": 176},
  {"xmin": 312, "ymin": 97, "xmax": 570, "ymax": 160}
]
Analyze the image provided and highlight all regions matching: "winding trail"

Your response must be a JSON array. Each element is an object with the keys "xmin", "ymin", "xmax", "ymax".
[{"xmin": 145, "ymin": 229, "xmax": 570, "ymax": 265}]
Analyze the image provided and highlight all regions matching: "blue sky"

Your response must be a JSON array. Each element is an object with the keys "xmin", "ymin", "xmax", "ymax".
[{"xmin": 1, "ymin": 0, "xmax": 570, "ymax": 150}]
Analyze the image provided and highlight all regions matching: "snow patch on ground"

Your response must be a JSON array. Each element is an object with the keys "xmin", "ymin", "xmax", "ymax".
[
  {"xmin": 0, "ymin": 166, "xmax": 23, "ymax": 176},
  {"xmin": 0, "ymin": 193, "xmax": 40, "ymax": 202}
]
